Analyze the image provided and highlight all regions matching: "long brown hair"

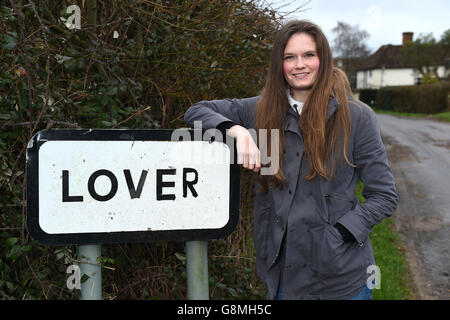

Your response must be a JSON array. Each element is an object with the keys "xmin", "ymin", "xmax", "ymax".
[{"xmin": 256, "ymin": 20, "xmax": 354, "ymax": 188}]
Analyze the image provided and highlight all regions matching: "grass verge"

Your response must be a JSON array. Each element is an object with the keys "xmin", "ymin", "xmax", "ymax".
[
  {"xmin": 435, "ymin": 111, "xmax": 450, "ymax": 122},
  {"xmin": 375, "ymin": 109, "xmax": 450, "ymax": 123},
  {"xmin": 355, "ymin": 180, "xmax": 416, "ymax": 300}
]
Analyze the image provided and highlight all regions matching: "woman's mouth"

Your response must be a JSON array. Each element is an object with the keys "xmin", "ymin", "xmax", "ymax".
[{"xmin": 292, "ymin": 72, "xmax": 309, "ymax": 79}]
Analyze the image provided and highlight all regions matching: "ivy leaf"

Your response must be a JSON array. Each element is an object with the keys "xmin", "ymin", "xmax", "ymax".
[
  {"xmin": 5, "ymin": 237, "xmax": 18, "ymax": 247},
  {"xmin": 55, "ymin": 54, "xmax": 72, "ymax": 64},
  {"xmin": 2, "ymin": 35, "xmax": 16, "ymax": 50},
  {"xmin": 174, "ymin": 252, "xmax": 186, "ymax": 262}
]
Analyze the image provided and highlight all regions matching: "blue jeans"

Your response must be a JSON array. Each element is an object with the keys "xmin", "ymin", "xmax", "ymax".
[
  {"xmin": 276, "ymin": 282, "xmax": 283, "ymax": 300},
  {"xmin": 349, "ymin": 286, "xmax": 373, "ymax": 300},
  {"xmin": 276, "ymin": 283, "xmax": 372, "ymax": 300}
]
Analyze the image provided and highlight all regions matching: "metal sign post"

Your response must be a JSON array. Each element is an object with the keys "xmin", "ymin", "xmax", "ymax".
[
  {"xmin": 186, "ymin": 240, "xmax": 209, "ymax": 300},
  {"xmin": 77, "ymin": 244, "xmax": 102, "ymax": 300}
]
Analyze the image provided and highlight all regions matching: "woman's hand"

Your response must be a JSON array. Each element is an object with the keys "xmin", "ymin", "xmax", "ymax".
[{"xmin": 227, "ymin": 125, "xmax": 261, "ymax": 172}]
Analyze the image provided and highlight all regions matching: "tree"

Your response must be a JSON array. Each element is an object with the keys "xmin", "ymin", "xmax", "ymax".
[
  {"xmin": 331, "ymin": 21, "xmax": 371, "ymax": 88},
  {"xmin": 440, "ymin": 29, "xmax": 450, "ymax": 45},
  {"xmin": 440, "ymin": 29, "xmax": 450, "ymax": 80},
  {"xmin": 332, "ymin": 21, "xmax": 370, "ymax": 59},
  {"xmin": 401, "ymin": 32, "xmax": 448, "ymax": 84}
]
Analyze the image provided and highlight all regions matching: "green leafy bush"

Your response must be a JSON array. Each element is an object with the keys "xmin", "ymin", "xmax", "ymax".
[
  {"xmin": 375, "ymin": 83, "xmax": 450, "ymax": 113},
  {"xmin": 0, "ymin": 0, "xmax": 284, "ymax": 299},
  {"xmin": 358, "ymin": 89, "xmax": 378, "ymax": 107}
]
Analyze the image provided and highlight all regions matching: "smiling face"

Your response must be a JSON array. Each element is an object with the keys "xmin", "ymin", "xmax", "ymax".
[{"xmin": 283, "ymin": 32, "xmax": 320, "ymax": 102}]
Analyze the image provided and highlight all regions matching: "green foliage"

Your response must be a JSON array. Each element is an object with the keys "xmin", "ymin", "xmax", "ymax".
[
  {"xmin": 360, "ymin": 83, "xmax": 450, "ymax": 113},
  {"xmin": 400, "ymin": 31, "xmax": 449, "ymax": 82},
  {"xmin": 376, "ymin": 83, "xmax": 449, "ymax": 113},
  {"xmin": 358, "ymin": 89, "xmax": 378, "ymax": 107},
  {"xmin": 435, "ymin": 111, "xmax": 450, "ymax": 122},
  {"xmin": 0, "ymin": 0, "xmax": 280, "ymax": 299},
  {"xmin": 440, "ymin": 29, "xmax": 450, "ymax": 45}
]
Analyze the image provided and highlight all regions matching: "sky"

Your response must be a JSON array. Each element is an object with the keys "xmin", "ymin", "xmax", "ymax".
[{"xmin": 272, "ymin": 0, "xmax": 450, "ymax": 54}]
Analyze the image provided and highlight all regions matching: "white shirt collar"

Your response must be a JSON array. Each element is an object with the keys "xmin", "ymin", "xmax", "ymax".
[{"xmin": 287, "ymin": 89, "xmax": 304, "ymax": 116}]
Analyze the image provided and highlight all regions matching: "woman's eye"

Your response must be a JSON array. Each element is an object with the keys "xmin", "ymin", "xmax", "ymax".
[
  {"xmin": 284, "ymin": 55, "xmax": 294, "ymax": 61},
  {"xmin": 305, "ymin": 53, "xmax": 316, "ymax": 58}
]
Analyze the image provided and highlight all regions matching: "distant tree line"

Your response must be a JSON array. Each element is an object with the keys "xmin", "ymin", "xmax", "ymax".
[{"xmin": 401, "ymin": 30, "xmax": 450, "ymax": 84}]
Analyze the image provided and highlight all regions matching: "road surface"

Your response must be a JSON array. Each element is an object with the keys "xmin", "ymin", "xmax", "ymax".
[{"xmin": 377, "ymin": 113, "xmax": 450, "ymax": 300}]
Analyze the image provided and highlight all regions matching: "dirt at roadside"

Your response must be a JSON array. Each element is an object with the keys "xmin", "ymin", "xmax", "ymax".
[{"xmin": 379, "ymin": 116, "xmax": 450, "ymax": 300}]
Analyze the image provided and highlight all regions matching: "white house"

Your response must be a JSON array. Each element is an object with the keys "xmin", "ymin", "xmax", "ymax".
[{"xmin": 356, "ymin": 32, "xmax": 448, "ymax": 89}]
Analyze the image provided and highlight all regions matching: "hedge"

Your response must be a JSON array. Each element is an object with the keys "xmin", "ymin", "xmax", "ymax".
[
  {"xmin": 358, "ymin": 89, "xmax": 377, "ymax": 107},
  {"xmin": 0, "ymin": 0, "xmax": 282, "ymax": 300},
  {"xmin": 359, "ymin": 83, "xmax": 450, "ymax": 113}
]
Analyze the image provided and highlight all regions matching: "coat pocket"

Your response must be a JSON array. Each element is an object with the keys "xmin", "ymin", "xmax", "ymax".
[
  {"xmin": 311, "ymin": 224, "xmax": 368, "ymax": 279},
  {"xmin": 324, "ymin": 193, "xmax": 356, "ymax": 225},
  {"xmin": 253, "ymin": 206, "xmax": 271, "ymax": 261}
]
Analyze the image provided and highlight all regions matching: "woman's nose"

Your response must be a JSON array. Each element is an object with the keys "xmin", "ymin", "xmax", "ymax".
[{"xmin": 294, "ymin": 57, "xmax": 305, "ymax": 68}]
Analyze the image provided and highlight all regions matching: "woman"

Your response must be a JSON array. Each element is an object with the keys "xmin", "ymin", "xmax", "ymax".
[{"xmin": 184, "ymin": 20, "xmax": 398, "ymax": 300}]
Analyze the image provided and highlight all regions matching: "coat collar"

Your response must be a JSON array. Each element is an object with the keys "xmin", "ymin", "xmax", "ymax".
[
  {"xmin": 284, "ymin": 96, "xmax": 339, "ymax": 137},
  {"xmin": 285, "ymin": 96, "xmax": 340, "ymax": 123},
  {"xmin": 286, "ymin": 89, "xmax": 304, "ymax": 116}
]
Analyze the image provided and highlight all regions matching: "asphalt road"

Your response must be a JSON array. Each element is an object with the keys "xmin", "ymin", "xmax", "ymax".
[{"xmin": 376, "ymin": 113, "xmax": 450, "ymax": 299}]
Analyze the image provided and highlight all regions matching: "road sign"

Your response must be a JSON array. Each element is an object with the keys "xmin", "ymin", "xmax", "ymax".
[{"xmin": 26, "ymin": 129, "xmax": 240, "ymax": 245}]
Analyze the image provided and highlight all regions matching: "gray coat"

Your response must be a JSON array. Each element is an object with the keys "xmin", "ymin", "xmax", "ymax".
[{"xmin": 184, "ymin": 96, "xmax": 398, "ymax": 299}]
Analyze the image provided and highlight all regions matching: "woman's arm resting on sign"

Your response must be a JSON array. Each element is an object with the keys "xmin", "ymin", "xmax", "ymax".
[
  {"xmin": 227, "ymin": 125, "xmax": 261, "ymax": 173},
  {"xmin": 184, "ymin": 97, "xmax": 260, "ymax": 173}
]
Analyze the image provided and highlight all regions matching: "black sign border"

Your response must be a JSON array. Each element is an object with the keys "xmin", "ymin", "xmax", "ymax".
[{"xmin": 26, "ymin": 129, "xmax": 240, "ymax": 246}]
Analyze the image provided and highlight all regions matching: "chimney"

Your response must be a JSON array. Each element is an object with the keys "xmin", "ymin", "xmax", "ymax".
[{"xmin": 402, "ymin": 32, "xmax": 413, "ymax": 45}]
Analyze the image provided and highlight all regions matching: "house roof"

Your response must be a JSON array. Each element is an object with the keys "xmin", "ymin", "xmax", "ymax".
[
  {"xmin": 357, "ymin": 44, "xmax": 446, "ymax": 71},
  {"xmin": 357, "ymin": 45, "xmax": 411, "ymax": 71}
]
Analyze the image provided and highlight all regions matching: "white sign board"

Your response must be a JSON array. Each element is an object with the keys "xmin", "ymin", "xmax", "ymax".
[{"xmin": 26, "ymin": 129, "xmax": 240, "ymax": 245}]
